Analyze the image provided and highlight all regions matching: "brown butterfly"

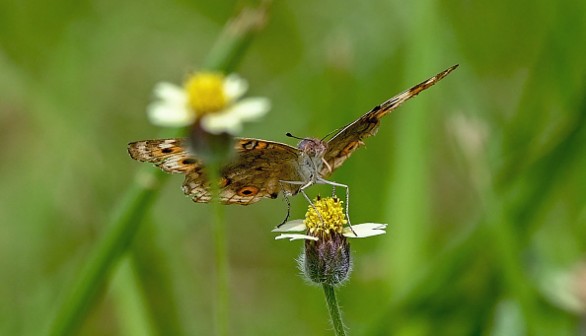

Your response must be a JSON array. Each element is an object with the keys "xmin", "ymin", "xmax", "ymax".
[{"xmin": 128, "ymin": 65, "xmax": 458, "ymax": 215}]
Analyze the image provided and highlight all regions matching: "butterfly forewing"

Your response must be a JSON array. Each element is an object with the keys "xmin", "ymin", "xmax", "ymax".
[{"xmin": 320, "ymin": 64, "xmax": 458, "ymax": 176}]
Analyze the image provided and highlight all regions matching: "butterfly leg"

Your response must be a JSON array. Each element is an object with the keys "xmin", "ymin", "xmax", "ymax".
[
  {"xmin": 279, "ymin": 180, "xmax": 326, "ymax": 226},
  {"xmin": 299, "ymin": 188, "xmax": 327, "ymax": 226},
  {"xmin": 276, "ymin": 182, "xmax": 292, "ymax": 228},
  {"xmin": 317, "ymin": 178, "xmax": 355, "ymax": 234}
]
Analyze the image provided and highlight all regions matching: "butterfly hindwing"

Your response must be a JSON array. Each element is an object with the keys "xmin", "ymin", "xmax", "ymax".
[
  {"xmin": 321, "ymin": 64, "xmax": 458, "ymax": 176},
  {"xmin": 181, "ymin": 166, "xmax": 211, "ymax": 203}
]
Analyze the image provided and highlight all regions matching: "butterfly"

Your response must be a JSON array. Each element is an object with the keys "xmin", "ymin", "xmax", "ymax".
[{"xmin": 128, "ymin": 64, "xmax": 458, "ymax": 213}]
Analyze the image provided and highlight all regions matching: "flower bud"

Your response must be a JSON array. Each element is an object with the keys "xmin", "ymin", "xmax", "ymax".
[{"xmin": 300, "ymin": 231, "xmax": 352, "ymax": 286}]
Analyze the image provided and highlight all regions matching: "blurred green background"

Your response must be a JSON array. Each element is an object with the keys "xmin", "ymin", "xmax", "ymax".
[{"xmin": 1, "ymin": 0, "xmax": 586, "ymax": 335}]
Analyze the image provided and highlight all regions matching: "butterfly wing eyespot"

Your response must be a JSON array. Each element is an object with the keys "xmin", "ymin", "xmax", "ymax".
[
  {"xmin": 237, "ymin": 186, "xmax": 260, "ymax": 197},
  {"xmin": 182, "ymin": 158, "xmax": 197, "ymax": 165}
]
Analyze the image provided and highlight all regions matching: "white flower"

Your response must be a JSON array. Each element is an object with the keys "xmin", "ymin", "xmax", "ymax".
[
  {"xmin": 147, "ymin": 72, "xmax": 270, "ymax": 134},
  {"xmin": 275, "ymin": 197, "xmax": 386, "ymax": 286},
  {"xmin": 272, "ymin": 197, "xmax": 387, "ymax": 241}
]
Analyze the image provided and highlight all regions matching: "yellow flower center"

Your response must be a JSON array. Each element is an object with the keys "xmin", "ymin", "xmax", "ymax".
[
  {"xmin": 184, "ymin": 73, "xmax": 228, "ymax": 115},
  {"xmin": 304, "ymin": 197, "xmax": 347, "ymax": 236}
]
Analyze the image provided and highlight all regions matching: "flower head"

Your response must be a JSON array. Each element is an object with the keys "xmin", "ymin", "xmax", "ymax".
[
  {"xmin": 147, "ymin": 72, "xmax": 270, "ymax": 135},
  {"xmin": 274, "ymin": 197, "xmax": 387, "ymax": 241},
  {"xmin": 273, "ymin": 196, "xmax": 387, "ymax": 285}
]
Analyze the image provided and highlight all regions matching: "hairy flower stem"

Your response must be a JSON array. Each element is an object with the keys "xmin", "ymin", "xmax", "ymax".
[{"xmin": 323, "ymin": 284, "xmax": 347, "ymax": 336}]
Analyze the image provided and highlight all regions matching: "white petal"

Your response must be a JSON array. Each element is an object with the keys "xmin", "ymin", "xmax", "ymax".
[
  {"xmin": 351, "ymin": 223, "xmax": 388, "ymax": 231},
  {"xmin": 224, "ymin": 97, "xmax": 271, "ymax": 121},
  {"xmin": 146, "ymin": 82, "xmax": 193, "ymax": 127},
  {"xmin": 200, "ymin": 112, "xmax": 243, "ymax": 135},
  {"xmin": 199, "ymin": 97, "xmax": 269, "ymax": 135},
  {"xmin": 147, "ymin": 101, "xmax": 193, "ymax": 127},
  {"xmin": 223, "ymin": 74, "xmax": 248, "ymax": 101},
  {"xmin": 153, "ymin": 82, "xmax": 185, "ymax": 102},
  {"xmin": 272, "ymin": 220, "xmax": 306, "ymax": 232},
  {"xmin": 343, "ymin": 223, "xmax": 387, "ymax": 238},
  {"xmin": 275, "ymin": 233, "xmax": 319, "ymax": 241}
]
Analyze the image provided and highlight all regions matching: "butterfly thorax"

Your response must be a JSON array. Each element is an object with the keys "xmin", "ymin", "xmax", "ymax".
[{"xmin": 297, "ymin": 138, "xmax": 327, "ymax": 182}]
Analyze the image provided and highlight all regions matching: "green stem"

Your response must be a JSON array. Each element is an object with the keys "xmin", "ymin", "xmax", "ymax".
[
  {"xmin": 322, "ymin": 284, "xmax": 346, "ymax": 336},
  {"xmin": 47, "ymin": 6, "xmax": 268, "ymax": 336},
  {"xmin": 209, "ymin": 165, "xmax": 229, "ymax": 336},
  {"xmin": 203, "ymin": 6, "xmax": 267, "ymax": 72}
]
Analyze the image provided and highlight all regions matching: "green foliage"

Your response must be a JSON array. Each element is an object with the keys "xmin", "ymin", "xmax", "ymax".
[{"xmin": 1, "ymin": 0, "xmax": 585, "ymax": 335}]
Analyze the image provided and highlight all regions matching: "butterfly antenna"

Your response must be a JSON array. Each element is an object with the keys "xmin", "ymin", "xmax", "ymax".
[
  {"xmin": 321, "ymin": 128, "xmax": 340, "ymax": 141},
  {"xmin": 285, "ymin": 132, "xmax": 304, "ymax": 140}
]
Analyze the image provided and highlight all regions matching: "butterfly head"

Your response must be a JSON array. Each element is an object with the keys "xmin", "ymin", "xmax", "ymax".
[{"xmin": 297, "ymin": 137, "xmax": 327, "ymax": 158}]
